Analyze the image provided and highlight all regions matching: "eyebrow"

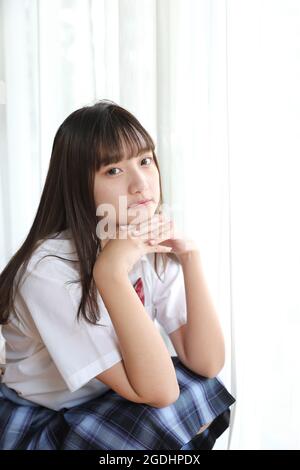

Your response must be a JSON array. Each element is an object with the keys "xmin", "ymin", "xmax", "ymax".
[{"xmin": 101, "ymin": 151, "xmax": 152, "ymax": 168}]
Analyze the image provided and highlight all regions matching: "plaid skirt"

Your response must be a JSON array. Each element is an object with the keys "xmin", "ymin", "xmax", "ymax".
[{"xmin": 0, "ymin": 357, "xmax": 235, "ymax": 450}]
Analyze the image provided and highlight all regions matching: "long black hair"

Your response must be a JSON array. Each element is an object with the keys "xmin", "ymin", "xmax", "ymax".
[{"xmin": 0, "ymin": 99, "xmax": 175, "ymax": 325}]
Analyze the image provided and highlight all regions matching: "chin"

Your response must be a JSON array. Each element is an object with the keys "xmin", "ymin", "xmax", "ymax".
[
  {"xmin": 128, "ymin": 204, "xmax": 156, "ymax": 221},
  {"xmin": 127, "ymin": 213, "xmax": 152, "ymax": 225}
]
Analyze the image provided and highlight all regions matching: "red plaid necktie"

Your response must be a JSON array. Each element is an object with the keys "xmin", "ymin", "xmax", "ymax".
[{"xmin": 133, "ymin": 277, "xmax": 145, "ymax": 305}]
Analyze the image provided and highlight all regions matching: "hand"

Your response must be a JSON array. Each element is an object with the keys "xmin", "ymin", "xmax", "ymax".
[
  {"xmin": 93, "ymin": 214, "xmax": 174, "ymax": 276},
  {"xmin": 147, "ymin": 214, "xmax": 198, "ymax": 258}
]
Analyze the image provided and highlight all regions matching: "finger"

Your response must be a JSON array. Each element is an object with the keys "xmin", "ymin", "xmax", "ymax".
[
  {"xmin": 148, "ymin": 223, "xmax": 174, "ymax": 245},
  {"xmin": 118, "ymin": 225, "xmax": 135, "ymax": 239},
  {"xmin": 129, "ymin": 214, "xmax": 164, "ymax": 236},
  {"xmin": 131, "ymin": 213, "xmax": 171, "ymax": 231},
  {"xmin": 128, "ymin": 219, "xmax": 171, "ymax": 239},
  {"xmin": 118, "ymin": 216, "xmax": 160, "ymax": 234},
  {"xmin": 129, "ymin": 220, "xmax": 160, "ymax": 237},
  {"xmin": 119, "ymin": 215, "xmax": 171, "ymax": 238},
  {"xmin": 137, "ymin": 220, "xmax": 171, "ymax": 238},
  {"xmin": 152, "ymin": 220, "xmax": 172, "ymax": 238},
  {"xmin": 148, "ymin": 244, "xmax": 172, "ymax": 253}
]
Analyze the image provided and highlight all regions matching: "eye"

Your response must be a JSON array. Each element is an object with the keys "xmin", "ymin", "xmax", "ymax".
[
  {"xmin": 105, "ymin": 156, "xmax": 153, "ymax": 176},
  {"xmin": 141, "ymin": 156, "xmax": 153, "ymax": 166},
  {"xmin": 106, "ymin": 167, "xmax": 122, "ymax": 176}
]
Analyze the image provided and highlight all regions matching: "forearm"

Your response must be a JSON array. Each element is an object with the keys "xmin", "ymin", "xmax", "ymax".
[
  {"xmin": 94, "ymin": 266, "xmax": 179, "ymax": 403},
  {"xmin": 178, "ymin": 250, "xmax": 225, "ymax": 377}
]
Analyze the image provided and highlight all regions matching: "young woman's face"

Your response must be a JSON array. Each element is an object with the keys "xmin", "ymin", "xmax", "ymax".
[{"xmin": 94, "ymin": 150, "xmax": 161, "ymax": 228}]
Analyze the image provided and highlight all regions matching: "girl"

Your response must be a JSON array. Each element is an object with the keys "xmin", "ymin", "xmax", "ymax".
[{"xmin": 0, "ymin": 100, "xmax": 235, "ymax": 450}]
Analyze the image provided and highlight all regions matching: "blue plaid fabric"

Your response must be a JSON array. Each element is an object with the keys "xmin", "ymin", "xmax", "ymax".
[{"xmin": 0, "ymin": 357, "xmax": 235, "ymax": 450}]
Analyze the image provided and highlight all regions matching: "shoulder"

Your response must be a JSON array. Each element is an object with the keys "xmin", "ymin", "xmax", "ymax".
[
  {"xmin": 12, "ymin": 232, "xmax": 82, "ymax": 333},
  {"xmin": 20, "ymin": 230, "xmax": 79, "ymax": 288}
]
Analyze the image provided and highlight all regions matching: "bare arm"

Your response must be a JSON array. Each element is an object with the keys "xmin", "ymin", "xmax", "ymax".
[
  {"xmin": 93, "ymin": 264, "xmax": 180, "ymax": 406},
  {"xmin": 96, "ymin": 361, "xmax": 171, "ymax": 408},
  {"xmin": 172, "ymin": 251, "xmax": 225, "ymax": 377}
]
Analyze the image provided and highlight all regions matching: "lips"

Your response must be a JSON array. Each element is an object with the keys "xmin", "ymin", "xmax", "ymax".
[{"xmin": 129, "ymin": 199, "xmax": 152, "ymax": 208}]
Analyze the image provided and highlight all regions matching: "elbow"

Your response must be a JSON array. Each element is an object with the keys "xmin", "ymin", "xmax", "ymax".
[
  {"xmin": 146, "ymin": 386, "xmax": 180, "ymax": 409},
  {"xmin": 188, "ymin": 357, "xmax": 225, "ymax": 379},
  {"xmin": 203, "ymin": 369, "xmax": 220, "ymax": 379},
  {"xmin": 202, "ymin": 359, "xmax": 225, "ymax": 379},
  {"xmin": 202, "ymin": 348, "xmax": 225, "ymax": 378},
  {"xmin": 184, "ymin": 341, "xmax": 225, "ymax": 379}
]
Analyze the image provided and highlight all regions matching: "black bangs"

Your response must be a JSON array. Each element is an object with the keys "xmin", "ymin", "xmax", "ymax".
[{"xmin": 93, "ymin": 105, "xmax": 155, "ymax": 170}]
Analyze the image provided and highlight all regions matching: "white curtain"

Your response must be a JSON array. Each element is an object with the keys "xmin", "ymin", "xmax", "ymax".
[
  {"xmin": 225, "ymin": 0, "xmax": 300, "ymax": 450},
  {"xmin": 1, "ymin": 0, "xmax": 300, "ymax": 450}
]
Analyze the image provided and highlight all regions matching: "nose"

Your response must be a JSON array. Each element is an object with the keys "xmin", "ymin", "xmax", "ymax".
[{"xmin": 128, "ymin": 167, "xmax": 149, "ymax": 195}]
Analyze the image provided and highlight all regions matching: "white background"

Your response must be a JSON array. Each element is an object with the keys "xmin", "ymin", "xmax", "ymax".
[{"xmin": 1, "ymin": 0, "xmax": 300, "ymax": 449}]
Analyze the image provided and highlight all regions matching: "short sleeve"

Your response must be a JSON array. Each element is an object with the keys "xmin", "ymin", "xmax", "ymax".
[
  {"xmin": 152, "ymin": 257, "xmax": 187, "ymax": 335},
  {"xmin": 19, "ymin": 255, "xmax": 123, "ymax": 392}
]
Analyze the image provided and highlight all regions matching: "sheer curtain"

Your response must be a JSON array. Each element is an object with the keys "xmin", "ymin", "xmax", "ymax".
[
  {"xmin": 1, "ymin": 0, "xmax": 299, "ymax": 450},
  {"xmin": 225, "ymin": 0, "xmax": 300, "ymax": 450}
]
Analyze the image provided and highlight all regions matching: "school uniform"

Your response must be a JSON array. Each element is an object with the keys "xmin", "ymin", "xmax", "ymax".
[{"xmin": 0, "ymin": 229, "xmax": 235, "ymax": 450}]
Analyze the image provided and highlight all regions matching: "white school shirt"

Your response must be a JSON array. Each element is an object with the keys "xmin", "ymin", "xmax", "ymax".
[{"xmin": 1, "ymin": 230, "xmax": 187, "ymax": 411}]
